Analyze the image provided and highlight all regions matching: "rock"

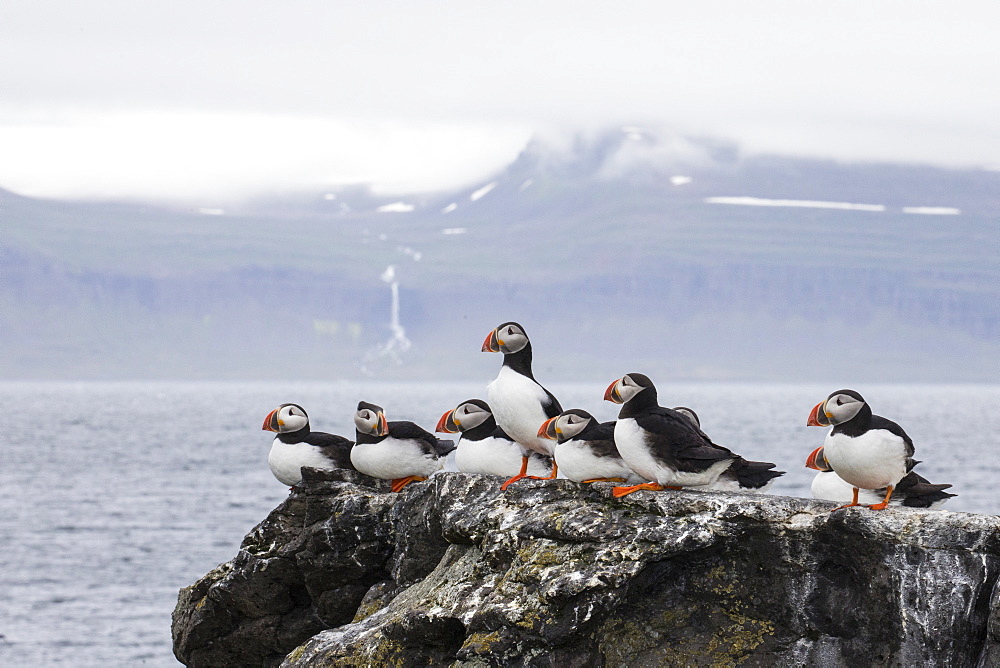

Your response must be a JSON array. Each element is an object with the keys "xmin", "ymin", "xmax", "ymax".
[{"xmin": 172, "ymin": 469, "xmax": 1000, "ymax": 667}]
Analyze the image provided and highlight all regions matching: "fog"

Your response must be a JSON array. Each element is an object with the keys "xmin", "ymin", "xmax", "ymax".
[{"xmin": 2, "ymin": 1, "xmax": 999, "ymax": 201}]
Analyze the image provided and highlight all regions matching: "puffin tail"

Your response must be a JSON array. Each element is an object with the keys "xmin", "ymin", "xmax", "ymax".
[
  {"xmin": 895, "ymin": 471, "xmax": 956, "ymax": 508},
  {"xmin": 726, "ymin": 458, "xmax": 785, "ymax": 490},
  {"xmin": 434, "ymin": 438, "xmax": 457, "ymax": 457}
]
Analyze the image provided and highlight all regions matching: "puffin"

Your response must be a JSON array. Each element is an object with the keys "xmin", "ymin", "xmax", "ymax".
[
  {"xmin": 351, "ymin": 401, "xmax": 456, "ymax": 493},
  {"xmin": 805, "ymin": 389, "xmax": 918, "ymax": 510},
  {"xmin": 807, "ymin": 447, "xmax": 954, "ymax": 508},
  {"xmin": 482, "ymin": 322, "xmax": 563, "ymax": 489},
  {"xmin": 435, "ymin": 399, "xmax": 553, "ymax": 478},
  {"xmin": 536, "ymin": 408, "xmax": 643, "ymax": 484},
  {"xmin": 262, "ymin": 403, "xmax": 354, "ymax": 488},
  {"xmin": 604, "ymin": 373, "xmax": 783, "ymax": 497}
]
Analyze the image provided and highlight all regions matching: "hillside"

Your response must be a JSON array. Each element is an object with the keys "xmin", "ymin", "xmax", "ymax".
[{"xmin": 2, "ymin": 128, "xmax": 998, "ymax": 381}]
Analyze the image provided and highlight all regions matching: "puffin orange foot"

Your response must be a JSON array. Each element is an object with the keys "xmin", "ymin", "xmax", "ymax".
[
  {"xmin": 832, "ymin": 502, "xmax": 862, "ymax": 511},
  {"xmin": 612, "ymin": 482, "xmax": 666, "ymax": 498},
  {"xmin": 582, "ymin": 477, "xmax": 627, "ymax": 483},
  {"xmin": 867, "ymin": 485, "xmax": 894, "ymax": 510},
  {"xmin": 832, "ymin": 487, "xmax": 862, "ymax": 511},
  {"xmin": 500, "ymin": 473, "xmax": 526, "ymax": 491},
  {"xmin": 525, "ymin": 462, "xmax": 558, "ymax": 482},
  {"xmin": 390, "ymin": 476, "xmax": 427, "ymax": 493}
]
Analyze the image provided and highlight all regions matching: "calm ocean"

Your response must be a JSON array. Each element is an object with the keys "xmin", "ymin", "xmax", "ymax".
[{"xmin": 2, "ymin": 381, "xmax": 997, "ymax": 666}]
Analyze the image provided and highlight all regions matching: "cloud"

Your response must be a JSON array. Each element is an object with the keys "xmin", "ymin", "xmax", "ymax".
[
  {"xmin": 0, "ymin": 111, "xmax": 532, "ymax": 201},
  {"xmin": 1, "ymin": 1, "xmax": 999, "ymax": 201}
]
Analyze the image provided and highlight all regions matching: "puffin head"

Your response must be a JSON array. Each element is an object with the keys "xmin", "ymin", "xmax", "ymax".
[
  {"xmin": 354, "ymin": 401, "xmax": 389, "ymax": 437},
  {"xmin": 436, "ymin": 399, "xmax": 493, "ymax": 433},
  {"xmin": 262, "ymin": 403, "xmax": 309, "ymax": 433},
  {"xmin": 604, "ymin": 372, "xmax": 654, "ymax": 405},
  {"xmin": 805, "ymin": 446, "xmax": 833, "ymax": 471},
  {"xmin": 672, "ymin": 406, "xmax": 700, "ymax": 428},
  {"xmin": 482, "ymin": 322, "xmax": 529, "ymax": 355},
  {"xmin": 538, "ymin": 408, "xmax": 594, "ymax": 443},
  {"xmin": 807, "ymin": 389, "xmax": 866, "ymax": 426}
]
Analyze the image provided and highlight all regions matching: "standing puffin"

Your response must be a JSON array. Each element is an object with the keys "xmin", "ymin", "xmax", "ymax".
[
  {"xmin": 262, "ymin": 403, "xmax": 355, "ymax": 488},
  {"xmin": 605, "ymin": 373, "xmax": 783, "ymax": 497},
  {"xmin": 806, "ymin": 446, "xmax": 955, "ymax": 509},
  {"xmin": 351, "ymin": 401, "xmax": 456, "ymax": 493},
  {"xmin": 482, "ymin": 322, "xmax": 563, "ymax": 489},
  {"xmin": 536, "ymin": 409, "xmax": 642, "ymax": 484},
  {"xmin": 435, "ymin": 399, "xmax": 552, "ymax": 478},
  {"xmin": 806, "ymin": 389, "xmax": 917, "ymax": 510}
]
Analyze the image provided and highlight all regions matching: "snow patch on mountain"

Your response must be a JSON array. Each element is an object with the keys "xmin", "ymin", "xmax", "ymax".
[
  {"xmin": 705, "ymin": 196, "xmax": 885, "ymax": 212},
  {"xmin": 470, "ymin": 182, "xmax": 497, "ymax": 201}
]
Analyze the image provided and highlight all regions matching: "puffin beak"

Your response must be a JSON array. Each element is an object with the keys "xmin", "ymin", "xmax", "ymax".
[
  {"xmin": 376, "ymin": 411, "xmax": 389, "ymax": 437},
  {"xmin": 537, "ymin": 416, "xmax": 558, "ymax": 440},
  {"xmin": 604, "ymin": 379, "xmax": 623, "ymax": 404},
  {"xmin": 806, "ymin": 401, "xmax": 827, "ymax": 426},
  {"xmin": 805, "ymin": 446, "xmax": 831, "ymax": 471},
  {"xmin": 262, "ymin": 409, "xmax": 279, "ymax": 432},
  {"xmin": 435, "ymin": 410, "xmax": 459, "ymax": 433},
  {"xmin": 482, "ymin": 329, "xmax": 500, "ymax": 353}
]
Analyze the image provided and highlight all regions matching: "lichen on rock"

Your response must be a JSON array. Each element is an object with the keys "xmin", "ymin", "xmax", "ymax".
[{"xmin": 172, "ymin": 469, "xmax": 1000, "ymax": 667}]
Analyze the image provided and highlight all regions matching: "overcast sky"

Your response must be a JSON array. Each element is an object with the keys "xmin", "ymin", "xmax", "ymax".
[{"xmin": 2, "ymin": 1, "xmax": 998, "ymax": 202}]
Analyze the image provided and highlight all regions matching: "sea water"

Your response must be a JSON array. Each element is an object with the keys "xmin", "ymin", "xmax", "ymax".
[{"xmin": 1, "ymin": 381, "xmax": 997, "ymax": 666}]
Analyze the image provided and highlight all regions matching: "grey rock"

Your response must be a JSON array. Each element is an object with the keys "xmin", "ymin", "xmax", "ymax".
[{"xmin": 172, "ymin": 470, "xmax": 1000, "ymax": 667}]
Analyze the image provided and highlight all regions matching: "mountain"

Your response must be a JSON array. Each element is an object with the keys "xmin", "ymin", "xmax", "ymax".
[{"xmin": 2, "ymin": 127, "xmax": 998, "ymax": 381}]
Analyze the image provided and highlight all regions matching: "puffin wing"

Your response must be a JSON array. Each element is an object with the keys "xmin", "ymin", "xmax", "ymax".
[
  {"xmin": 894, "ymin": 471, "xmax": 955, "ymax": 507},
  {"xmin": 304, "ymin": 431, "xmax": 356, "ymax": 470},
  {"xmin": 389, "ymin": 420, "xmax": 454, "ymax": 456},
  {"xmin": 541, "ymin": 386, "xmax": 563, "ymax": 419},
  {"xmin": 871, "ymin": 414, "xmax": 917, "ymax": 472},
  {"xmin": 579, "ymin": 421, "xmax": 622, "ymax": 459},
  {"xmin": 637, "ymin": 407, "xmax": 735, "ymax": 473}
]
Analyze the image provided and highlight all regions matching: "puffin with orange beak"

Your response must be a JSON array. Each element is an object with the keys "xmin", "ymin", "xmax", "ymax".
[
  {"xmin": 807, "ymin": 446, "xmax": 955, "ymax": 508},
  {"xmin": 482, "ymin": 322, "xmax": 563, "ymax": 489},
  {"xmin": 805, "ymin": 389, "xmax": 917, "ymax": 511},
  {"xmin": 436, "ymin": 399, "xmax": 553, "ymax": 477},
  {"xmin": 537, "ymin": 409, "xmax": 643, "ymax": 484},
  {"xmin": 261, "ymin": 403, "xmax": 355, "ymax": 489},
  {"xmin": 604, "ymin": 373, "xmax": 783, "ymax": 497},
  {"xmin": 351, "ymin": 401, "xmax": 456, "ymax": 493}
]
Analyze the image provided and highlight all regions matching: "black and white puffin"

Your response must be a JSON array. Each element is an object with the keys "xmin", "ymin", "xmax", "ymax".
[
  {"xmin": 604, "ymin": 373, "xmax": 783, "ymax": 497},
  {"xmin": 806, "ymin": 389, "xmax": 918, "ymax": 510},
  {"xmin": 262, "ymin": 403, "xmax": 355, "ymax": 488},
  {"xmin": 435, "ymin": 399, "xmax": 552, "ymax": 478},
  {"xmin": 351, "ymin": 401, "xmax": 456, "ymax": 493},
  {"xmin": 536, "ymin": 409, "xmax": 642, "ymax": 484},
  {"xmin": 482, "ymin": 322, "xmax": 563, "ymax": 489},
  {"xmin": 806, "ymin": 446, "xmax": 955, "ymax": 509}
]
